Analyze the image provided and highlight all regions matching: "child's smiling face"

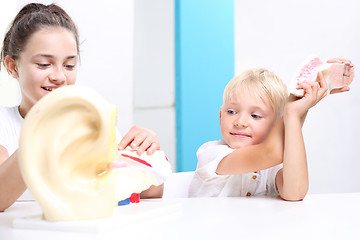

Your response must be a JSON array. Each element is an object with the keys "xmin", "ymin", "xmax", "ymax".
[
  {"xmin": 12, "ymin": 27, "xmax": 78, "ymax": 112},
  {"xmin": 220, "ymin": 89, "xmax": 277, "ymax": 149}
]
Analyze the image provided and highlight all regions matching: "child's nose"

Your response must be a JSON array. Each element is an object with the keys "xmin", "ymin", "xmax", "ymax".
[
  {"xmin": 49, "ymin": 66, "xmax": 66, "ymax": 84},
  {"xmin": 234, "ymin": 115, "xmax": 248, "ymax": 128}
]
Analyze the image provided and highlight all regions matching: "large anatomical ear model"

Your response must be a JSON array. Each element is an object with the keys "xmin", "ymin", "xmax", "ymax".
[{"xmin": 18, "ymin": 85, "xmax": 117, "ymax": 221}]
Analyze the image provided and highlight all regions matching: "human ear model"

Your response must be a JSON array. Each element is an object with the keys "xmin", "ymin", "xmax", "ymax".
[
  {"xmin": 289, "ymin": 55, "xmax": 354, "ymax": 97},
  {"xmin": 18, "ymin": 85, "xmax": 117, "ymax": 221},
  {"xmin": 18, "ymin": 85, "xmax": 172, "ymax": 221}
]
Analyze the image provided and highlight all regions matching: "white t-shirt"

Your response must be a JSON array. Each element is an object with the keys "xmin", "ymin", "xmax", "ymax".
[
  {"xmin": 188, "ymin": 140, "xmax": 282, "ymax": 197},
  {"xmin": 0, "ymin": 106, "xmax": 23, "ymax": 156}
]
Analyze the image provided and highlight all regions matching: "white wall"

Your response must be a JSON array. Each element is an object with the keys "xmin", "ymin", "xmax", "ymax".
[
  {"xmin": 235, "ymin": 0, "xmax": 360, "ymax": 193},
  {"xmin": 0, "ymin": 1, "xmax": 18, "ymax": 106},
  {"xmin": 133, "ymin": 0, "xmax": 176, "ymax": 171}
]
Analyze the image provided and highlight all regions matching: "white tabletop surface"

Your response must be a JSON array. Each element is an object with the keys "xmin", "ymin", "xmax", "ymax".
[{"xmin": 1, "ymin": 193, "xmax": 359, "ymax": 240}]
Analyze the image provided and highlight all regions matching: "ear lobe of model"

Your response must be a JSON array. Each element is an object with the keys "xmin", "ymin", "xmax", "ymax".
[
  {"xmin": 18, "ymin": 85, "xmax": 117, "ymax": 221},
  {"xmin": 110, "ymin": 150, "xmax": 172, "ymax": 202}
]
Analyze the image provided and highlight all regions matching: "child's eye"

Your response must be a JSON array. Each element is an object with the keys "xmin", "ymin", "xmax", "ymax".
[
  {"xmin": 64, "ymin": 64, "xmax": 76, "ymax": 70},
  {"xmin": 227, "ymin": 110, "xmax": 237, "ymax": 115},
  {"xmin": 36, "ymin": 63, "xmax": 50, "ymax": 68},
  {"xmin": 251, "ymin": 114, "xmax": 262, "ymax": 119}
]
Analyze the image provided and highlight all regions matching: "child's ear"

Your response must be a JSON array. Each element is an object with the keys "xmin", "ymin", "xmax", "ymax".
[
  {"xmin": 4, "ymin": 55, "xmax": 19, "ymax": 79},
  {"xmin": 219, "ymin": 108, "xmax": 222, "ymax": 124}
]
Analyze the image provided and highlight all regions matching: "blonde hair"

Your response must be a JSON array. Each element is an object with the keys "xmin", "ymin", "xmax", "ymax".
[{"xmin": 223, "ymin": 68, "xmax": 288, "ymax": 119}]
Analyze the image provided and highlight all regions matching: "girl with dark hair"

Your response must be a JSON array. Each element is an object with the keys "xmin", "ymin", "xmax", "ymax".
[{"xmin": 0, "ymin": 3, "xmax": 162, "ymax": 212}]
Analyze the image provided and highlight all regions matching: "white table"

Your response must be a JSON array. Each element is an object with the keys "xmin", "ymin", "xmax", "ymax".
[{"xmin": 1, "ymin": 193, "xmax": 359, "ymax": 240}]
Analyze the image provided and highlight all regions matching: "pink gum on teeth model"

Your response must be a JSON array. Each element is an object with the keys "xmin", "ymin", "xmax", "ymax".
[{"xmin": 289, "ymin": 55, "xmax": 354, "ymax": 97}]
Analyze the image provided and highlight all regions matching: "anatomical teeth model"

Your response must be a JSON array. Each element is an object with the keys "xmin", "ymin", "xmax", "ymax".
[{"xmin": 289, "ymin": 55, "xmax": 354, "ymax": 97}]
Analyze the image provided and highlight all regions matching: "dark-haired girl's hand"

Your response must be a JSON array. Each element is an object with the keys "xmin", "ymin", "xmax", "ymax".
[{"xmin": 118, "ymin": 126, "xmax": 160, "ymax": 155}]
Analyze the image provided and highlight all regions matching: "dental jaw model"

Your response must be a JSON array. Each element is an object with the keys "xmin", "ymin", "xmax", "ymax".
[
  {"xmin": 289, "ymin": 55, "xmax": 354, "ymax": 97},
  {"xmin": 18, "ymin": 85, "xmax": 171, "ymax": 222}
]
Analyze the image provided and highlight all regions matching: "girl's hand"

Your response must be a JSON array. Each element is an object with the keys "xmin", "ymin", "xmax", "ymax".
[
  {"xmin": 118, "ymin": 126, "xmax": 160, "ymax": 155},
  {"xmin": 326, "ymin": 58, "xmax": 354, "ymax": 94},
  {"xmin": 326, "ymin": 57, "xmax": 354, "ymax": 67},
  {"xmin": 287, "ymin": 71, "xmax": 328, "ymax": 118}
]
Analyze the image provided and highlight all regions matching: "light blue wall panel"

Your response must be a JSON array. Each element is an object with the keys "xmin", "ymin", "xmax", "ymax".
[{"xmin": 175, "ymin": 0, "xmax": 234, "ymax": 171}]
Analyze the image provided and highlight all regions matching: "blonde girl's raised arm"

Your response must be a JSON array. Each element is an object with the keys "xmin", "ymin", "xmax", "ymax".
[{"xmin": 216, "ymin": 117, "xmax": 284, "ymax": 175}]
